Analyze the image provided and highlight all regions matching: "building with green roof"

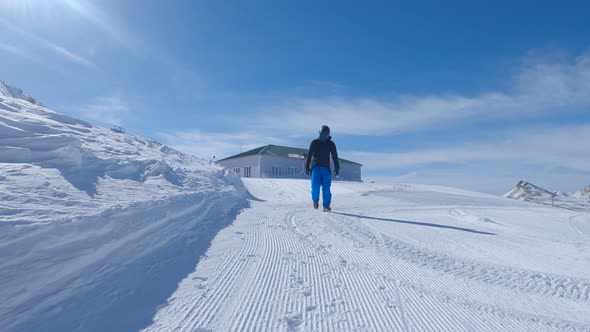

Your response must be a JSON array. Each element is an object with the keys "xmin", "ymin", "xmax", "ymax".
[{"xmin": 217, "ymin": 144, "xmax": 362, "ymax": 181}]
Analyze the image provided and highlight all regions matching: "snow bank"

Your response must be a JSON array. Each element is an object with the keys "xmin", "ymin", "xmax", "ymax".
[
  {"xmin": 0, "ymin": 82, "xmax": 249, "ymax": 331},
  {"xmin": 0, "ymin": 81, "xmax": 43, "ymax": 106},
  {"xmin": 0, "ymin": 84, "xmax": 244, "ymax": 223}
]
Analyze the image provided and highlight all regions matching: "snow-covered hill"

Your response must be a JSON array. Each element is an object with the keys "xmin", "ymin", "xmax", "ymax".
[
  {"xmin": 504, "ymin": 180, "xmax": 557, "ymax": 200},
  {"xmin": 0, "ymin": 82, "xmax": 244, "ymax": 223},
  {"xmin": 0, "ymin": 82, "xmax": 248, "ymax": 331},
  {"xmin": 573, "ymin": 186, "xmax": 590, "ymax": 199},
  {"xmin": 0, "ymin": 81, "xmax": 43, "ymax": 106},
  {"xmin": 505, "ymin": 180, "xmax": 590, "ymax": 210}
]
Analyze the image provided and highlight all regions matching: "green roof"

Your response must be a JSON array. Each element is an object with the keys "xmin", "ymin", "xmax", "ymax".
[{"xmin": 218, "ymin": 144, "xmax": 362, "ymax": 166}]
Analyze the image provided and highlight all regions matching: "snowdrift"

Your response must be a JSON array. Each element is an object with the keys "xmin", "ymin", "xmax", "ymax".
[{"xmin": 0, "ymin": 81, "xmax": 248, "ymax": 331}]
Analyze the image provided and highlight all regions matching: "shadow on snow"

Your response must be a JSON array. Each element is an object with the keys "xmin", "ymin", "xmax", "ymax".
[
  {"xmin": 333, "ymin": 212, "xmax": 496, "ymax": 235},
  {"xmin": 4, "ymin": 192, "xmax": 248, "ymax": 332}
]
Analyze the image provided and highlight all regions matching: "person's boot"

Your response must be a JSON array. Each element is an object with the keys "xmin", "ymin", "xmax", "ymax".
[
  {"xmin": 323, "ymin": 206, "xmax": 331, "ymax": 212},
  {"xmin": 313, "ymin": 202, "xmax": 319, "ymax": 209}
]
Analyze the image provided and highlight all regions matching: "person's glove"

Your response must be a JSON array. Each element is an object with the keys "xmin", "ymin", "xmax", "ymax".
[
  {"xmin": 305, "ymin": 167, "xmax": 310, "ymax": 176},
  {"xmin": 334, "ymin": 169, "xmax": 339, "ymax": 176}
]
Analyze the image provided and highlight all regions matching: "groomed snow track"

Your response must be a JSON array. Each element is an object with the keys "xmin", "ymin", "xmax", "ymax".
[{"xmin": 145, "ymin": 179, "xmax": 590, "ymax": 332}]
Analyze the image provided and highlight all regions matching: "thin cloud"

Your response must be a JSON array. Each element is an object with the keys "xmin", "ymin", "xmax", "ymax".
[
  {"xmin": 158, "ymin": 130, "xmax": 291, "ymax": 161},
  {"xmin": 78, "ymin": 94, "xmax": 130, "ymax": 125},
  {"xmin": 346, "ymin": 124, "xmax": 590, "ymax": 172},
  {"xmin": 0, "ymin": 42, "xmax": 25, "ymax": 56},
  {"xmin": 368, "ymin": 168, "xmax": 587, "ymax": 196},
  {"xmin": 45, "ymin": 43, "xmax": 97, "ymax": 69},
  {"xmin": 0, "ymin": 42, "xmax": 45, "ymax": 65},
  {"xmin": 252, "ymin": 52, "xmax": 590, "ymax": 137},
  {"xmin": 0, "ymin": 17, "xmax": 98, "ymax": 69}
]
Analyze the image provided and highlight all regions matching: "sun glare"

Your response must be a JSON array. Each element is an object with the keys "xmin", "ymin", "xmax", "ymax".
[{"xmin": 0, "ymin": 0, "xmax": 63, "ymax": 24}]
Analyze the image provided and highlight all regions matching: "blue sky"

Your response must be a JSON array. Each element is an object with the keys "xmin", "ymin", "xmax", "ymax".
[{"xmin": 1, "ymin": 0, "xmax": 589, "ymax": 194}]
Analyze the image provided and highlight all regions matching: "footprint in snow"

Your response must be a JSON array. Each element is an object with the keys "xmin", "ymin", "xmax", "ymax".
[
  {"xmin": 301, "ymin": 289, "xmax": 312, "ymax": 297},
  {"xmin": 285, "ymin": 313, "xmax": 303, "ymax": 328}
]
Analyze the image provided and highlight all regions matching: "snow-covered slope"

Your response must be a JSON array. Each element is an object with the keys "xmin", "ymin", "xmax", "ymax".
[
  {"xmin": 146, "ymin": 179, "xmax": 590, "ymax": 332},
  {"xmin": 0, "ymin": 82, "xmax": 245, "ymax": 224},
  {"xmin": 0, "ymin": 83, "xmax": 248, "ymax": 331},
  {"xmin": 0, "ymin": 81, "xmax": 43, "ymax": 106}
]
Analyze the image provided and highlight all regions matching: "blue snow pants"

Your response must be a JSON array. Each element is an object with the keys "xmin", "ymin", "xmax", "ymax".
[{"xmin": 311, "ymin": 166, "xmax": 332, "ymax": 207}]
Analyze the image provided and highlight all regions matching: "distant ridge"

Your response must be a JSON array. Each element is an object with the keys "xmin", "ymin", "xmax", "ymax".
[
  {"xmin": 573, "ymin": 185, "xmax": 590, "ymax": 199},
  {"xmin": 504, "ymin": 180, "xmax": 556, "ymax": 200}
]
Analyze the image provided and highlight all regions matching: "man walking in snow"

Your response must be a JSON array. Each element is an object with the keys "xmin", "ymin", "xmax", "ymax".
[{"xmin": 305, "ymin": 125, "xmax": 340, "ymax": 212}]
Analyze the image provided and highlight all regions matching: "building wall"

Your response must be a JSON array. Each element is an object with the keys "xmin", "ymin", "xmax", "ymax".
[
  {"xmin": 260, "ymin": 156, "xmax": 362, "ymax": 181},
  {"xmin": 217, "ymin": 155, "xmax": 261, "ymax": 178},
  {"xmin": 260, "ymin": 156, "xmax": 307, "ymax": 179},
  {"xmin": 337, "ymin": 163, "xmax": 363, "ymax": 181},
  {"xmin": 218, "ymin": 155, "xmax": 362, "ymax": 181}
]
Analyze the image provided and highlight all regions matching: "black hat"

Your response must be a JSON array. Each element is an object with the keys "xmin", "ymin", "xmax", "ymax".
[{"xmin": 320, "ymin": 125, "xmax": 330, "ymax": 135}]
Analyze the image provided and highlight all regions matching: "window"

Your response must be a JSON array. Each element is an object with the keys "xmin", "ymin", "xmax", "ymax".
[
  {"xmin": 272, "ymin": 166, "xmax": 281, "ymax": 176},
  {"xmin": 352, "ymin": 171, "xmax": 360, "ymax": 181},
  {"xmin": 288, "ymin": 167, "xmax": 297, "ymax": 176},
  {"xmin": 244, "ymin": 166, "xmax": 251, "ymax": 178},
  {"xmin": 233, "ymin": 167, "xmax": 240, "ymax": 175}
]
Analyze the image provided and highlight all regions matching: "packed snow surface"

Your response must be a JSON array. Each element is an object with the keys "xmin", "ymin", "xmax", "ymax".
[{"xmin": 146, "ymin": 179, "xmax": 590, "ymax": 332}]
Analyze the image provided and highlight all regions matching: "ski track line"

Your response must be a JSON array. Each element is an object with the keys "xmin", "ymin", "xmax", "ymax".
[
  {"xmin": 569, "ymin": 214, "xmax": 590, "ymax": 239},
  {"xmin": 315, "ymin": 215, "xmax": 493, "ymax": 332},
  {"xmin": 364, "ymin": 215, "xmax": 588, "ymax": 330},
  {"xmin": 145, "ymin": 209, "xmax": 264, "ymax": 332},
  {"xmin": 228, "ymin": 207, "xmax": 294, "ymax": 331},
  {"xmin": 306, "ymin": 211, "xmax": 588, "ymax": 330},
  {"xmin": 313, "ymin": 212, "xmax": 450, "ymax": 332},
  {"xmin": 288, "ymin": 211, "xmax": 405, "ymax": 331},
  {"xmin": 306, "ymin": 212, "xmax": 487, "ymax": 332},
  {"xmin": 196, "ymin": 210, "xmax": 267, "ymax": 331},
  {"xmin": 311, "ymin": 215, "xmax": 471, "ymax": 332},
  {"xmin": 323, "ymin": 212, "xmax": 590, "ymax": 331},
  {"xmin": 290, "ymin": 210, "xmax": 500, "ymax": 332},
  {"xmin": 349, "ymin": 213, "xmax": 590, "ymax": 303}
]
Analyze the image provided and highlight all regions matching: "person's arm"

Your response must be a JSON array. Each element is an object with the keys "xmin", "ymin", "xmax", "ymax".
[
  {"xmin": 331, "ymin": 141, "xmax": 340, "ymax": 175},
  {"xmin": 305, "ymin": 141, "xmax": 314, "ymax": 175}
]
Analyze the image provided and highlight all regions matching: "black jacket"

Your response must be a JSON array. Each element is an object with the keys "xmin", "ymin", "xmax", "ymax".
[{"xmin": 305, "ymin": 137, "xmax": 340, "ymax": 172}]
